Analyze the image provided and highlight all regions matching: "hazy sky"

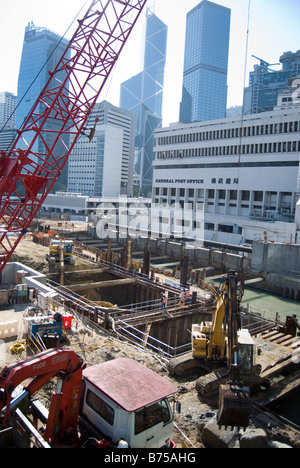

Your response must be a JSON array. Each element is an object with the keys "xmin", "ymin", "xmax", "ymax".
[{"xmin": 1, "ymin": 0, "xmax": 300, "ymax": 125}]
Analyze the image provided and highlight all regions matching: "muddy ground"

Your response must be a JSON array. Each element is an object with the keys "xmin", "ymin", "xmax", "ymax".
[{"xmin": 2, "ymin": 236, "xmax": 300, "ymax": 449}]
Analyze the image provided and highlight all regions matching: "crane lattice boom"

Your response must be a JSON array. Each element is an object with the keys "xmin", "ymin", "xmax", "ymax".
[{"xmin": 0, "ymin": 0, "xmax": 147, "ymax": 273}]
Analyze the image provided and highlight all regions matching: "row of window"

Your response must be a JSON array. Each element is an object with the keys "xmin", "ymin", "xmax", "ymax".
[
  {"xmin": 156, "ymin": 139, "xmax": 300, "ymax": 159},
  {"xmin": 155, "ymin": 187, "xmax": 294, "ymax": 203},
  {"xmin": 157, "ymin": 119, "xmax": 300, "ymax": 146}
]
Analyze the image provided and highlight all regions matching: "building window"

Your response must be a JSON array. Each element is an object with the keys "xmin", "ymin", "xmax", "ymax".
[
  {"xmin": 241, "ymin": 191, "xmax": 250, "ymax": 201},
  {"xmin": 86, "ymin": 390, "xmax": 114, "ymax": 426},
  {"xmin": 135, "ymin": 400, "xmax": 171, "ymax": 435},
  {"xmin": 254, "ymin": 191, "xmax": 263, "ymax": 202}
]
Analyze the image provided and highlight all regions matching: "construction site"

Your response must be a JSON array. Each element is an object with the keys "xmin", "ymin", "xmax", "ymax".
[
  {"xmin": 0, "ymin": 219, "xmax": 299, "ymax": 449},
  {"xmin": 0, "ymin": 0, "xmax": 300, "ymax": 451}
]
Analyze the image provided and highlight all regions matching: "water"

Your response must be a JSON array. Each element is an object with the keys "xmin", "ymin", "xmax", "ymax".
[
  {"xmin": 242, "ymin": 287, "xmax": 300, "ymax": 322},
  {"xmin": 207, "ymin": 275, "xmax": 300, "ymax": 322}
]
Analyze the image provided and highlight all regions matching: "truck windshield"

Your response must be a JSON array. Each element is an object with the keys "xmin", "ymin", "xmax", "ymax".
[{"xmin": 135, "ymin": 399, "xmax": 171, "ymax": 435}]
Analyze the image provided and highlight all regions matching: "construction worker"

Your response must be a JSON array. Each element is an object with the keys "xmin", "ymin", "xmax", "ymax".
[
  {"xmin": 161, "ymin": 293, "xmax": 167, "ymax": 310},
  {"xmin": 185, "ymin": 288, "xmax": 191, "ymax": 304}
]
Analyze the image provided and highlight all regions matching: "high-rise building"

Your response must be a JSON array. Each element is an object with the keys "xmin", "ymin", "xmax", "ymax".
[
  {"xmin": 244, "ymin": 51, "xmax": 300, "ymax": 115},
  {"xmin": 67, "ymin": 101, "xmax": 136, "ymax": 198},
  {"xmin": 179, "ymin": 0, "xmax": 231, "ymax": 124},
  {"xmin": 120, "ymin": 9, "xmax": 168, "ymax": 189},
  {"xmin": 0, "ymin": 92, "xmax": 17, "ymax": 128},
  {"xmin": 0, "ymin": 92, "xmax": 17, "ymax": 151},
  {"xmin": 16, "ymin": 22, "xmax": 70, "ymax": 185}
]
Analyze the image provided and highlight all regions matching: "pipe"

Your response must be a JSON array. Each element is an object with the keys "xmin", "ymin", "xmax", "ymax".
[{"xmin": 1, "ymin": 389, "xmax": 30, "ymax": 416}]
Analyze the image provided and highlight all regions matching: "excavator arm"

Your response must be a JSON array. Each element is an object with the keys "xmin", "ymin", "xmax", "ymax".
[
  {"xmin": 0, "ymin": 0, "xmax": 147, "ymax": 274},
  {"xmin": 217, "ymin": 273, "xmax": 251, "ymax": 430},
  {"xmin": 0, "ymin": 349, "xmax": 85, "ymax": 446}
]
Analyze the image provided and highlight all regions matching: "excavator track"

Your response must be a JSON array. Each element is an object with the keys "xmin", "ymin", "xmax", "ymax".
[
  {"xmin": 167, "ymin": 353, "xmax": 204, "ymax": 376},
  {"xmin": 195, "ymin": 367, "xmax": 229, "ymax": 397},
  {"xmin": 195, "ymin": 364, "xmax": 263, "ymax": 398}
]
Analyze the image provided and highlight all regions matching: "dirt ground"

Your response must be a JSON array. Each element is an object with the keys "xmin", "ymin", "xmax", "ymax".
[{"xmin": 1, "ymin": 236, "xmax": 300, "ymax": 448}]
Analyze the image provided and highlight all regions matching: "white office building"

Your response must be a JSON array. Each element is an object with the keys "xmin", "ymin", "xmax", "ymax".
[
  {"xmin": 152, "ymin": 108, "xmax": 300, "ymax": 245},
  {"xmin": 68, "ymin": 123, "xmax": 123, "ymax": 198},
  {"xmin": 67, "ymin": 101, "xmax": 136, "ymax": 197},
  {"xmin": 0, "ymin": 92, "xmax": 17, "ymax": 152}
]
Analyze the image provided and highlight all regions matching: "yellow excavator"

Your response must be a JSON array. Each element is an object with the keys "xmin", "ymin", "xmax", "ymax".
[{"xmin": 168, "ymin": 272, "xmax": 260, "ymax": 429}]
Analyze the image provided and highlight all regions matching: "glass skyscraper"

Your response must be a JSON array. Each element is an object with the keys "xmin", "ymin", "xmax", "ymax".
[
  {"xmin": 16, "ymin": 22, "xmax": 70, "ymax": 185},
  {"xmin": 244, "ymin": 51, "xmax": 300, "ymax": 114},
  {"xmin": 120, "ymin": 9, "xmax": 167, "ymax": 189},
  {"xmin": 180, "ymin": 0, "xmax": 231, "ymax": 123}
]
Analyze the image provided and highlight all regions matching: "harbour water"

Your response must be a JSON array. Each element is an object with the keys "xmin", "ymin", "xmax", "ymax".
[
  {"xmin": 242, "ymin": 286, "xmax": 300, "ymax": 428},
  {"xmin": 242, "ymin": 287, "xmax": 300, "ymax": 322},
  {"xmin": 207, "ymin": 275, "xmax": 300, "ymax": 322}
]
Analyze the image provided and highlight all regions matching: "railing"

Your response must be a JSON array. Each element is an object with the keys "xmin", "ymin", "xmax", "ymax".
[
  {"xmin": 115, "ymin": 319, "xmax": 190, "ymax": 359},
  {"xmin": 74, "ymin": 248, "xmax": 187, "ymax": 293},
  {"xmin": 241, "ymin": 303, "xmax": 280, "ymax": 334}
]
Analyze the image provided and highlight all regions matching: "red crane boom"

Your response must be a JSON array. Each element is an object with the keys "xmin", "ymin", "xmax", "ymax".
[
  {"xmin": 0, "ymin": 0, "xmax": 147, "ymax": 274},
  {"xmin": 0, "ymin": 349, "xmax": 85, "ymax": 446}
]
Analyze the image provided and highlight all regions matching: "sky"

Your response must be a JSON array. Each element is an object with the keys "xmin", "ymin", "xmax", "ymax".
[{"xmin": 1, "ymin": 0, "xmax": 300, "ymax": 126}]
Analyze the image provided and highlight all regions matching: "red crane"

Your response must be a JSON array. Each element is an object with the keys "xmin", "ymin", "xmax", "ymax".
[
  {"xmin": 0, "ymin": 0, "xmax": 147, "ymax": 274},
  {"xmin": 0, "ymin": 348, "xmax": 85, "ymax": 447}
]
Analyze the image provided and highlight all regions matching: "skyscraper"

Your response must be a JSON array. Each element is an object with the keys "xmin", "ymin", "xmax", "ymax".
[
  {"xmin": 0, "ymin": 92, "xmax": 16, "ymax": 129},
  {"xmin": 120, "ymin": 9, "xmax": 167, "ymax": 189},
  {"xmin": 179, "ymin": 0, "xmax": 231, "ymax": 123},
  {"xmin": 16, "ymin": 22, "xmax": 70, "ymax": 185},
  {"xmin": 0, "ymin": 92, "xmax": 17, "ymax": 151},
  {"xmin": 244, "ymin": 51, "xmax": 300, "ymax": 115}
]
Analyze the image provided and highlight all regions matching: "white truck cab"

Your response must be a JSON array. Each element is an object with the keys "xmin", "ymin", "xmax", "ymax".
[{"xmin": 79, "ymin": 358, "xmax": 178, "ymax": 448}]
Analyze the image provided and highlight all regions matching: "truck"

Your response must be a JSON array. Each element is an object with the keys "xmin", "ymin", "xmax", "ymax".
[{"xmin": 0, "ymin": 349, "xmax": 178, "ymax": 448}]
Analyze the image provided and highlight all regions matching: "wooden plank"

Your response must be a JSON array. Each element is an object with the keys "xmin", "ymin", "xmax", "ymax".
[{"xmin": 69, "ymin": 278, "xmax": 137, "ymax": 291}]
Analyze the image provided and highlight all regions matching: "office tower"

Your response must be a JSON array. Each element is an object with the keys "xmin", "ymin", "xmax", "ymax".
[
  {"xmin": 0, "ymin": 92, "xmax": 17, "ymax": 128},
  {"xmin": 0, "ymin": 92, "xmax": 17, "ymax": 151},
  {"xmin": 179, "ymin": 0, "xmax": 231, "ymax": 123},
  {"xmin": 120, "ymin": 9, "xmax": 168, "ymax": 189},
  {"xmin": 68, "ymin": 101, "xmax": 136, "ymax": 197},
  {"xmin": 244, "ymin": 51, "xmax": 300, "ymax": 114},
  {"xmin": 16, "ymin": 22, "xmax": 70, "ymax": 185}
]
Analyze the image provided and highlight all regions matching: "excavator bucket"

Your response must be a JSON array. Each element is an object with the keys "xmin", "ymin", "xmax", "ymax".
[{"xmin": 217, "ymin": 383, "xmax": 251, "ymax": 430}]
